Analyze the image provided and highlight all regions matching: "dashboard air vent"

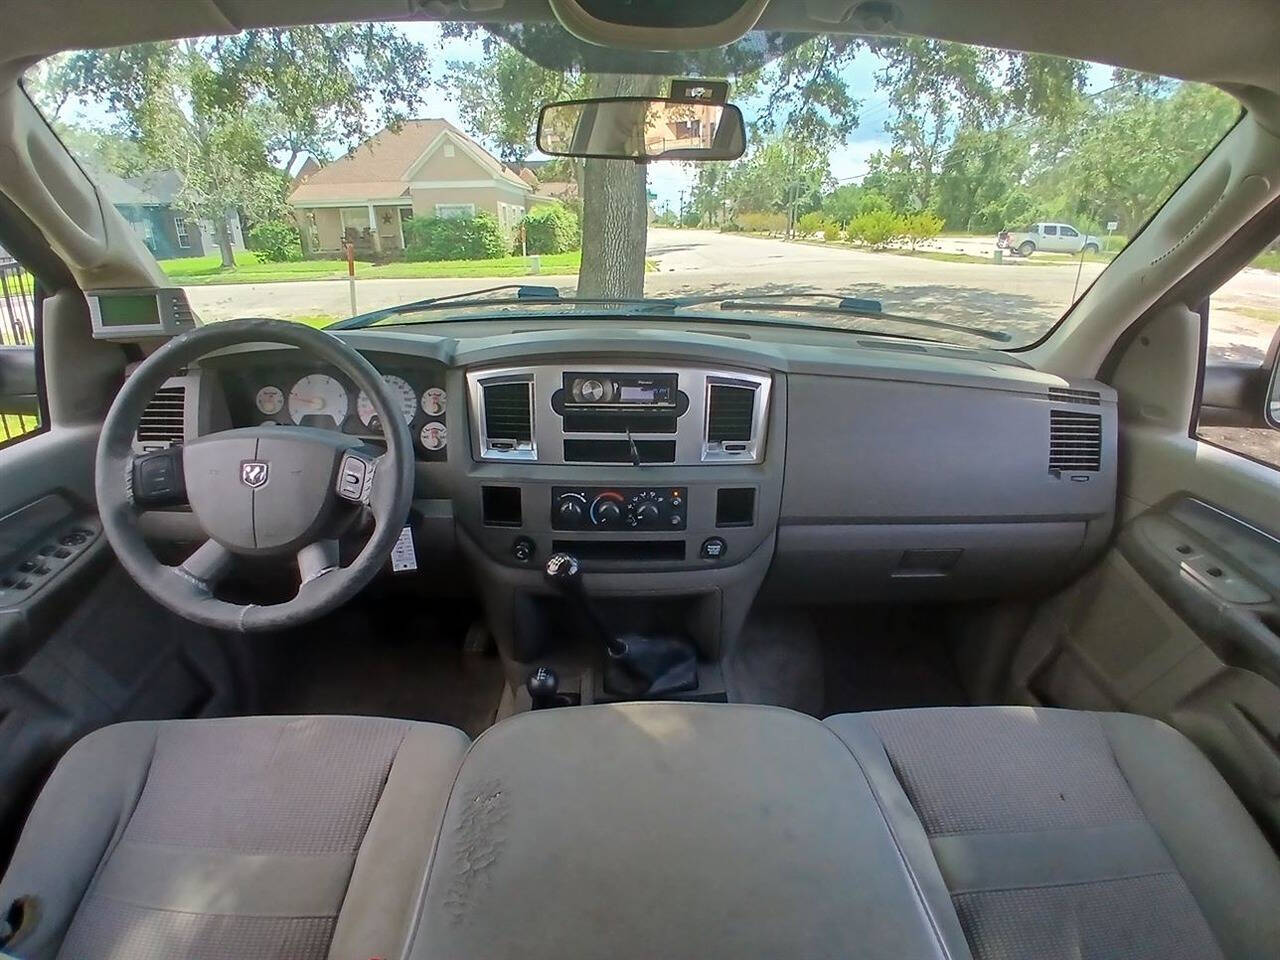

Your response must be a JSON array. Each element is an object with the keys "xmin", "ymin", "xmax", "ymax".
[
  {"xmin": 135, "ymin": 385, "xmax": 186, "ymax": 447},
  {"xmin": 480, "ymin": 379, "xmax": 536, "ymax": 460},
  {"xmin": 706, "ymin": 384, "xmax": 755, "ymax": 443},
  {"xmin": 1049, "ymin": 410, "xmax": 1102, "ymax": 472},
  {"xmin": 702, "ymin": 375, "xmax": 770, "ymax": 462},
  {"xmin": 1048, "ymin": 387, "xmax": 1101, "ymax": 406}
]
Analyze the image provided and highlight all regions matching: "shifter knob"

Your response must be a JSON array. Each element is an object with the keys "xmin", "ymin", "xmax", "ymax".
[
  {"xmin": 544, "ymin": 552, "xmax": 581, "ymax": 588},
  {"xmin": 526, "ymin": 665, "xmax": 560, "ymax": 710}
]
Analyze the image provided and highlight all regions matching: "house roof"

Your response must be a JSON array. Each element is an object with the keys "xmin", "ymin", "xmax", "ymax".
[
  {"xmin": 288, "ymin": 119, "xmax": 530, "ymax": 206},
  {"xmin": 126, "ymin": 169, "xmax": 185, "ymax": 205},
  {"xmin": 89, "ymin": 166, "xmax": 160, "ymax": 207}
]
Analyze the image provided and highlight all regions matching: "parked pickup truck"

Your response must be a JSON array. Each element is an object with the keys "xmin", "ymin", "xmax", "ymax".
[{"xmin": 997, "ymin": 221, "xmax": 1101, "ymax": 256}]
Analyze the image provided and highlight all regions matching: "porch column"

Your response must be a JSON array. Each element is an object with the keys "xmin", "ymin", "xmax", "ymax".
[{"xmin": 367, "ymin": 203, "xmax": 382, "ymax": 254}]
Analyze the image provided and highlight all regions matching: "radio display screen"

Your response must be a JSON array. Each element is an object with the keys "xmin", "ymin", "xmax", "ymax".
[{"xmin": 619, "ymin": 384, "xmax": 670, "ymax": 404}]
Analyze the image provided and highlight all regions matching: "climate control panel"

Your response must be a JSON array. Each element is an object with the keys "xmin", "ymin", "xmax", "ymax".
[{"xmin": 552, "ymin": 486, "xmax": 687, "ymax": 531}]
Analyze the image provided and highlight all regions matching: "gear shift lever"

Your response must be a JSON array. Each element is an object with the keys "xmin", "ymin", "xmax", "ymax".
[
  {"xmin": 543, "ymin": 552, "xmax": 697, "ymax": 698},
  {"xmin": 544, "ymin": 553, "xmax": 624, "ymax": 656}
]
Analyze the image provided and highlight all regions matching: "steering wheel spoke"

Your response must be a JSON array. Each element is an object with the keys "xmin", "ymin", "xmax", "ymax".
[
  {"xmin": 171, "ymin": 539, "xmax": 234, "ymax": 596},
  {"xmin": 297, "ymin": 538, "xmax": 341, "ymax": 587}
]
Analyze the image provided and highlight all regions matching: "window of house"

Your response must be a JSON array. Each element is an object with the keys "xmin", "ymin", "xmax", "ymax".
[
  {"xmin": 443, "ymin": 143, "xmax": 455, "ymax": 158},
  {"xmin": 435, "ymin": 203, "xmax": 474, "ymax": 219},
  {"xmin": 1194, "ymin": 237, "xmax": 1280, "ymax": 469},
  {"xmin": 0, "ymin": 252, "xmax": 46, "ymax": 448},
  {"xmin": 174, "ymin": 217, "xmax": 190, "ymax": 248}
]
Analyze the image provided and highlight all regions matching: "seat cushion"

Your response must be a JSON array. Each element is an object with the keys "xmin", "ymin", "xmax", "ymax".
[
  {"xmin": 825, "ymin": 706, "xmax": 1280, "ymax": 960},
  {"xmin": 0, "ymin": 715, "xmax": 469, "ymax": 960}
]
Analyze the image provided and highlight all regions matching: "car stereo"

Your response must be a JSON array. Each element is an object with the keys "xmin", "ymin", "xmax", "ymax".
[{"xmin": 563, "ymin": 372, "xmax": 678, "ymax": 407}]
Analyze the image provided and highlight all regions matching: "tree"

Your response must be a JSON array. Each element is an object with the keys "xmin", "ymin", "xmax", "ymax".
[
  {"xmin": 138, "ymin": 51, "xmax": 288, "ymax": 266},
  {"xmin": 31, "ymin": 25, "xmax": 439, "ymax": 266},
  {"xmin": 578, "ymin": 73, "xmax": 661, "ymax": 298}
]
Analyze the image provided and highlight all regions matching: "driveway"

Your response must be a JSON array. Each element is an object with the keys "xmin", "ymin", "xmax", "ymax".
[{"xmin": 186, "ymin": 227, "xmax": 1277, "ymax": 355}]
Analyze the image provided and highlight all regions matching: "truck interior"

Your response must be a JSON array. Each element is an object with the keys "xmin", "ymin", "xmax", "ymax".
[{"xmin": 0, "ymin": 1, "xmax": 1278, "ymax": 958}]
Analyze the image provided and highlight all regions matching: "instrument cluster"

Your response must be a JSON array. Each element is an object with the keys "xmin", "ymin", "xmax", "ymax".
[{"xmin": 215, "ymin": 352, "xmax": 449, "ymax": 460}]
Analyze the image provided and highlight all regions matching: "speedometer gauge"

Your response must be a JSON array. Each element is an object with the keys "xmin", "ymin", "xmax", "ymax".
[
  {"xmin": 356, "ymin": 375, "xmax": 416, "ymax": 428},
  {"xmin": 288, "ymin": 374, "xmax": 348, "ymax": 426}
]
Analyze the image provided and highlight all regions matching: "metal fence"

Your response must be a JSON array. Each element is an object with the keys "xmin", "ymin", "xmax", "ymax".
[{"xmin": 1, "ymin": 256, "xmax": 38, "ymax": 443}]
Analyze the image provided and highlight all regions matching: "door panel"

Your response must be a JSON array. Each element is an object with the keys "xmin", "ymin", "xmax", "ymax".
[
  {"xmin": 1012, "ymin": 294, "xmax": 1280, "ymax": 837},
  {"xmin": 1020, "ymin": 497, "xmax": 1280, "ymax": 835}
]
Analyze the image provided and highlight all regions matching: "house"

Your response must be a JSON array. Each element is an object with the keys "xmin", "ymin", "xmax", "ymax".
[
  {"xmin": 288, "ymin": 119, "xmax": 552, "ymax": 258},
  {"xmin": 92, "ymin": 167, "xmax": 245, "ymax": 260}
]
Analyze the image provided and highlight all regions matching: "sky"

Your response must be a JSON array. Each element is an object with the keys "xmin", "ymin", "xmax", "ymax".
[{"xmin": 45, "ymin": 19, "xmax": 1114, "ymax": 213}]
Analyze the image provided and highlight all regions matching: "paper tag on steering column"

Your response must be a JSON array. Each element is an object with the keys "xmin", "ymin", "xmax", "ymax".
[{"xmin": 390, "ymin": 525, "xmax": 418, "ymax": 572}]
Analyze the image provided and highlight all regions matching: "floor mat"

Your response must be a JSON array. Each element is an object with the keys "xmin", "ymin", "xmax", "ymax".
[
  {"xmin": 818, "ymin": 606, "xmax": 970, "ymax": 715},
  {"xmin": 248, "ymin": 595, "xmax": 502, "ymax": 738}
]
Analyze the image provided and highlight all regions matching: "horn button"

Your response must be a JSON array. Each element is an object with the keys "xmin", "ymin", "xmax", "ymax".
[{"xmin": 183, "ymin": 430, "xmax": 348, "ymax": 554}]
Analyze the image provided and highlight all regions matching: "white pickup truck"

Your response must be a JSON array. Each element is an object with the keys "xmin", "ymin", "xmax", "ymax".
[{"xmin": 997, "ymin": 221, "xmax": 1101, "ymax": 256}]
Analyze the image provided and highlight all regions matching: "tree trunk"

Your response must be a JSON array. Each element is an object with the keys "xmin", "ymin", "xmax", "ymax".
[
  {"xmin": 576, "ymin": 74, "xmax": 659, "ymax": 299},
  {"xmin": 215, "ymin": 216, "xmax": 236, "ymax": 268}
]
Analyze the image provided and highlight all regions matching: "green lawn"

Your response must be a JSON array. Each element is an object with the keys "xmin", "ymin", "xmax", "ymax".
[
  {"xmin": 1, "ymin": 413, "xmax": 40, "ymax": 442},
  {"xmin": 157, "ymin": 250, "xmax": 583, "ymax": 284},
  {"xmin": 1252, "ymin": 250, "xmax": 1280, "ymax": 273}
]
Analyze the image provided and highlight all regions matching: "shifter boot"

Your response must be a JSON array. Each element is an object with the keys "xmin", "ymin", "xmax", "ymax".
[{"xmin": 605, "ymin": 634, "xmax": 698, "ymax": 698}]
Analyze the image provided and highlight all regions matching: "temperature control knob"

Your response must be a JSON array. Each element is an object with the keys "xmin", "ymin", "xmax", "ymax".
[{"xmin": 590, "ymin": 494, "xmax": 623, "ymax": 527}]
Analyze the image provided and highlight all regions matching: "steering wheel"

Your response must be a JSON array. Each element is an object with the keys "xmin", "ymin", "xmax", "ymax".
[{"xmin": 95, "ymin": 317, "xmax": 415, "ymax": 632}]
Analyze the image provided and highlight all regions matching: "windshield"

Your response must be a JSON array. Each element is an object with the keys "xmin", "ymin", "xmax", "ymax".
[{"xmin": 23, "ymin": 22, "xmax": 1256, "ymax": 349}]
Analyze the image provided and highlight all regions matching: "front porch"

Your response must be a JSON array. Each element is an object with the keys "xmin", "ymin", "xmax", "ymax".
[{"xmin": 298, "ymin": 203, "xmax": 414, "ymax": 259}]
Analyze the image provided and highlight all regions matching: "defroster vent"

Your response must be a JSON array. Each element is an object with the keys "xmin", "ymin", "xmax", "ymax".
[
  {"xmin": 136, "ymin": 385, "xmax": 186, "ymax": 447},
  {"xmin": 1049, "ymin": 409, "xmax": 1102, "ymax": 472}
]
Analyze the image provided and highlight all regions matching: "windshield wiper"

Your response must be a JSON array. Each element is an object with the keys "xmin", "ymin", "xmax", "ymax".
[
  {"xmin": 331, "ymin": 285, "xmax": 686, "ymax": 329},
  {"xmin": 655, "ymin": 292, "xmax": 1012, "ymax": 344},
  {"xmin": 331, "ymin": 284, "xmax": 563, "ymax": 329}
]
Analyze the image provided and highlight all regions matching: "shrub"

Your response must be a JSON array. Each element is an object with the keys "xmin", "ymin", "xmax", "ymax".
[
  {"xmin": 248, "ymin": 220, "xmax": 303, "ymax": 262},
  {"xmin": 1101, "ymin": 234, "xmax": 1128, "ymax": 253},
  {"xmin": 720, "ymin": 221, "xmax": 743, "ymax": 232},
  {"xmin": 736, "ymin": 211, "xmax": 788, "ymax": 234},
  {"xmin": 901, "ymin": 211, "xmax": 944, "ymax": 250},
  {"xmin": 403, "ymin": 212, "xmax": 506, "ymax": 261},
  {"xmin": 520, "ymin": 205, "xmax": 580, "ymax": 254},
  {"xmin": 848, "ymin": 209, "xmax": 903, "ymax": 249},
  {"xmin": 822, "ymin": 222, "xmax": 841, "ymax": 241},
  {"xmin": 795, "ymin": 211, "xmax": 826, "ymax": 238}
]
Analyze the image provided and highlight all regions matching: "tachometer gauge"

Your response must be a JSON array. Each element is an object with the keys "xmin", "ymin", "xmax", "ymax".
[
  {"xmin": 357, "ymin": 375, "xmax": 416, "ymax": 428},
  {"xmin": 421, "ymin": 387, "xmax": 447, "ymax": 417},
  {"xmin": 255, "ymin": 385, "xmax": 285, "ymax": 416},
  {"xmin": 420, "ymin": 421, "xmax": 447, "ymax": 451},
  {"xmin": 288, "ymin": 374, "xmax": 348, "ymax": 426}
]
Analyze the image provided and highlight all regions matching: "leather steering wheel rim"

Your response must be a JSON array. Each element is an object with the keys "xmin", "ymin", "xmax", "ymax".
[{"xmin": 95, "ymin": 317, "xmax": 415, "ymax": 633}]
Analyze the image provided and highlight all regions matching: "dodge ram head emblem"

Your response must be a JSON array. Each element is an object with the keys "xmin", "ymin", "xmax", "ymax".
[{"xmin": 240, "ymin": 460, "xmax": 269, "ymax": 488}]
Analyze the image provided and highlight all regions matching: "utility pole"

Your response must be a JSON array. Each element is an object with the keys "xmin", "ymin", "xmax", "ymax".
[{"xmin": 678, "ymin": 190, "xmax": 685, "ymax": 228}]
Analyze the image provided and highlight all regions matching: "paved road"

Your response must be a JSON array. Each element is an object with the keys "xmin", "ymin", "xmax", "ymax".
[{"xmin": 186, "ymin": 227, "xmax": 1276, "ymax": 353}]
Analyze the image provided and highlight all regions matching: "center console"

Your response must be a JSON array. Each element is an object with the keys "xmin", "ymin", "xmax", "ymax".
[{"xmin": 456, "ymin": 360, "xmax": 785, "ymax": 705}]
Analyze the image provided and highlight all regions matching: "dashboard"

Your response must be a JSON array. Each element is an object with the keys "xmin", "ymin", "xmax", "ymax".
[{"xmin": 137, "ymin": 316, "xmax": 1118, "ymax": 618}]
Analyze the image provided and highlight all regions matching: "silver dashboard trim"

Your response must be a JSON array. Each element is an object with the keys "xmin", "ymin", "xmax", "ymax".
[
  {"xmin": 467, "ymin": 363, "xmax": 772, "ymax": 466},
  {"xmin": 468, "ymin": 367, "xmax": 539, "ymax": 462},
  {"xmin": 702, "ymin": 372, "xmax": 772, "ymax": 463}
]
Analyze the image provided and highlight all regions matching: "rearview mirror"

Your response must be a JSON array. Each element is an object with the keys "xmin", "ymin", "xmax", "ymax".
[{"xmin": 536, "ymin": 97, "xmax": 746, "ymax": 162}]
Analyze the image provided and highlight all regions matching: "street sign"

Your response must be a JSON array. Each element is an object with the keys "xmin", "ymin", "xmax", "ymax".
[{"xmin": 1106, "ymin": 220, "xmax": 1119, "ymax": 232}]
